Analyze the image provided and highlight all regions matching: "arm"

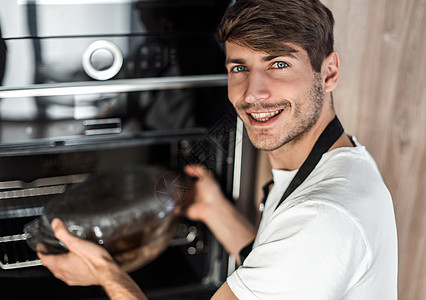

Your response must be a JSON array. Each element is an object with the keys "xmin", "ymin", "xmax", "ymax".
[
  {"xmin": 212, "ymin": 282, "xmax": 239, "ymax": 299},
  {"xmin": 38, "ymin": 219, "xmax": 147, "ymax": 300},
  {"xmin": 39, "ymin": 165, "xmax": 253, "ymax": 300},
  {"xmin": 183, "ymin": 165, "xmax": 256, "ymax": 265}
]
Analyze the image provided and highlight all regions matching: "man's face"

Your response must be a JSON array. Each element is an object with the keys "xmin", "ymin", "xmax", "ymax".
[{"xmin": 225, "ymin": 42, "xmax": 324, "ymax": 151}]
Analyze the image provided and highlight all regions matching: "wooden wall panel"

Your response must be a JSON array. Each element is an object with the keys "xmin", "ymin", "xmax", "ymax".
[
  {"xmin": 254, "ymin": 0, "xmax": 425, "ymax": 298},
  {"xmin": 321, "ymin": 0, "xmax": 425, "ymax": 298}
]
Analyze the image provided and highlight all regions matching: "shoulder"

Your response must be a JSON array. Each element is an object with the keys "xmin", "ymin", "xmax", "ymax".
[
  {"xmin": 295, "ymin": 142, "xmax": 393, "ymax": 216},
  {"xmin": 318, "ymin": 141, "xmax": 384, "ymax": 185},
  {"xmin": 228, "ymin": 201, "xmax": 371, "ymax": 299},
  {"xmin": 273, "ymin": 142, "xmax": 395, "ymax": 251},
  {"xmin": 258, "ymin": 198, "xmax": 371, "ymax": 256}
]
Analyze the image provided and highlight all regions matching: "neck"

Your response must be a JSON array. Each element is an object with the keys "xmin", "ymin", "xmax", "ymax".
[{"xmin": 267, "ymin": 110, "xmax": 352, "ymax": 170}]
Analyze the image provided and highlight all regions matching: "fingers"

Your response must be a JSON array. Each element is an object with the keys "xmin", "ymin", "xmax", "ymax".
[
  {"xmin": 37, "ymin": 250, "xmax": 98, "ymax": 286},
  {"xmin": 39, "ymin": 219, "xmax": 112, "ymax": 286},
  {"xmin": 37, "ymin": 250, "xmax": 77, "ymax": 284},
  {"xmin": 50, "ymin": 218, "xmax": 81, "ymax": 251},
  {"xmin": 50, "ymin": 219, "xmax": 113, "ymax": 261},
  {"xmin": 50, "ymin": 219, "xmax": 104, "ymax": 258},
  {"xmin": 184, "ymin": 164, "xmax": 212, "ymax": 180},
  {"xmin": 184, "ymin": 164, "xmax": 202, "ymax": 177},
  {"xmin": 37, "ymin": 251, "xmax": 63, "ymax": 267}
]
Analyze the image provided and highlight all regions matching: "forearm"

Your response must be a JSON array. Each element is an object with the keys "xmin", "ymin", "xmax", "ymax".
[
  {"xmin": 99, "ymin": 260, "xmax": 148, "ymax": 300},
  {"xmin": 39, "ymin": 218, "xmax": 149, "ymax": 300},
  {"xmin": 202, "ymin": 196, "xmax": 256, "ymax": 264},
  {"xmin": 183, "ymin": 165, "xmax": 256, "ymax": 264}
]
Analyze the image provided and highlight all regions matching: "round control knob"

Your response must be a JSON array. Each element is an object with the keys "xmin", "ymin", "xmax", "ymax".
[
  {"xmin": 90, "ymin": 48, "xmax": 115, "ymax": 71},
  {"xmin": 82, "ymin": 40, "xmax": 123, "ymax": 80}
]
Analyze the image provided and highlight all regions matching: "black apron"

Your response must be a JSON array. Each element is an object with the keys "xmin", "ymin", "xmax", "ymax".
[{"xmin": 239, "ymin": 116, "xmax": 344, "ymax": 263}]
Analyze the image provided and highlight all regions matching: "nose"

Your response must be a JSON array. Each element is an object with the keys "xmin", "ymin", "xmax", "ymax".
[{"xmin": 244, "ymin": 70, "xmax": 271, "ymax": 103}]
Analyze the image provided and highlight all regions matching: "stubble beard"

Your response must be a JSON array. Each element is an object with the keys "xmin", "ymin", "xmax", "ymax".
[{"xmin": 238, "ymin": 73, "xmax": 324, "ymax": 151}]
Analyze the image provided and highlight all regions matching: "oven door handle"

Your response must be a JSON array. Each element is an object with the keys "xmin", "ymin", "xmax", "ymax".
[{"xmin": 0, "ymin": 74, "xmax": 228, "ymax": 98}]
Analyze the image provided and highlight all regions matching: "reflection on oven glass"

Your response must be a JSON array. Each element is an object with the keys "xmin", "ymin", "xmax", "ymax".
[
  {"xmin": 0, "ymin": 94, "xmax": 121, "ymax": 121},
  {"xmin": 0, "ymin": 86, "xmax": 200, "ymax": 143}
]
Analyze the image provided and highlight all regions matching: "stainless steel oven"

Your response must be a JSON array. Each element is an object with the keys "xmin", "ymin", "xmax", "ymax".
[{"xmin": 0, "ymin": 1, "xmax": 255, "ymax": 299}]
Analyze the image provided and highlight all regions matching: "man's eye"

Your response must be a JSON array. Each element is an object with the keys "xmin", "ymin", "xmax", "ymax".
[
  {"xmin": 272, "ymin": 61, "xmax": 289, "ymax": 69},
  {"xmin": 232, "ymin": 65, "xmax": 246, "ymax": 73}
]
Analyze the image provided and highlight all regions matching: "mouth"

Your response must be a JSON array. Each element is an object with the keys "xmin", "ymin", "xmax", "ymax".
[{"xmin": 248, "ymin": 109, "xmax": 283, "ymax": 122}]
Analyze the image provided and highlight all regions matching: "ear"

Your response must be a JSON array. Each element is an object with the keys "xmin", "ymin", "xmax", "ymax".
[{"xmin": 321, "ymin": 51, "xmax": 339, "ymax": 93}]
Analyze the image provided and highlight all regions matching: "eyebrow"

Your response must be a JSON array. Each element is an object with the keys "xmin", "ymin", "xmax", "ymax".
[
  {"xmin": 225, "ymin": 51, "xmax": 299, "ymax": 66},
  {"xmin": 263, "ymin": 52, "xmax": 298, "ymax": 61},
  {"xmin": 225, "ymin": 58, "xmax": 246, "ymax": 66}
]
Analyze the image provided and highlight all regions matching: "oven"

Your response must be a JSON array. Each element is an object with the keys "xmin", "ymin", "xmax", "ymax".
[{"xmin": 0, "ymin": 0, "xmax": 255, "ymax": 299}]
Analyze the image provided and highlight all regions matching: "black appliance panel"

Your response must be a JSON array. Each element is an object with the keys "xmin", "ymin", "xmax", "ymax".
[
  {"xmin": 0, "ymin": 0, "xmax": 236, "ymax": 299},
  {"xmin": 0, "ymin": 0, "xmax": 231, "ymax": 148}
]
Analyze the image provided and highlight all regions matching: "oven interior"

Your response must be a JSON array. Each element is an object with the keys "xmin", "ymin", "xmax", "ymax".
[{"xmin": 0, "ymin": 126, "xmax": 237, "ymax": 299}]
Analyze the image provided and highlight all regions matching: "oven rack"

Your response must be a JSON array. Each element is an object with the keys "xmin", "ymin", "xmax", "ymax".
[
  {"xmin": 0, "ymin": 173, "xmax": 204, "ymax": 271},
  {"xmin": 0, "ymin": 174, "xmax": 90, "ymax": 270},
  {"xmin": 0, "ymin": 233, "xmax": 42, "ymax": 269},
  {"xmin": 0, "ymin": 223, "xmax": 203, "ymax": 271}
]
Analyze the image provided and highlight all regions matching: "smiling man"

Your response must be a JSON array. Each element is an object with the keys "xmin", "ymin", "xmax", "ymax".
[
  {"xmin": 224, "ymin": 42, "xmax": 340, "ymax": 168},
  {"xmin": 211, "ymin": 0, "xmax": 398, "ymax": 298},
  {"xmin": 39, "ymin": 0, "xmax": 398, "ymax": 299}
]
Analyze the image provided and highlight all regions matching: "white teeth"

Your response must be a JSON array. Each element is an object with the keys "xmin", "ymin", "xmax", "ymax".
[{"xmin": 250, "ymin": 110, "xmax": 282, "ymax": 121}]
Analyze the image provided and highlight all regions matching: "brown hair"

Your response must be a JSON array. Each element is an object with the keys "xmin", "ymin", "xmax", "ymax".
[{"xmin": 218, "ymin": 0, "xmax": 335, "ymax": 72}]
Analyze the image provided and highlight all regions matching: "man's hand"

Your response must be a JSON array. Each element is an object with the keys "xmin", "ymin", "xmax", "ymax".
[
  {"xmin": 37, "ymin": 218, "xmax": 115, "ymax": 286},
  {"xmin": 38, "ymin": 219, "xmax": 147, "ymax": 299},
  {"xmin": 181, "ymin": 165, "xmax": 256, "ymax": 264},
  {"xmin": 180, "ymin": 165, "xmax": 227, "ymax": 222}
]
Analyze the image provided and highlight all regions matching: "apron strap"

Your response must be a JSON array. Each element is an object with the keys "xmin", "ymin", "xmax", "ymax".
[
  {"xmin": 274, "ymin": 116, "xmax": 344, "ymax": 210},
  {"xmin": 239, "ymin": 116, "xmax": 344, "ymax": 264}
]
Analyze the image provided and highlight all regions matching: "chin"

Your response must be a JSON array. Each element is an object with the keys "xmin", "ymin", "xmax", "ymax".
[
  {"xmin": 248, "ymin": 132, "xmax": 284, "ymax": 151},
  {"xmin": 253, "ymin": 141, "xmax": 285, "ymax": 152}
]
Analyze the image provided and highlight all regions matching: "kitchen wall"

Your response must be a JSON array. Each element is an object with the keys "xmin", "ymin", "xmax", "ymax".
[
  {"xmin": 323, "ymin": 0, "xmax": 425, "ymax": 298},
  {"xmin": 254, "ymin": 0, "xmax": 425, "ymax": 298}
]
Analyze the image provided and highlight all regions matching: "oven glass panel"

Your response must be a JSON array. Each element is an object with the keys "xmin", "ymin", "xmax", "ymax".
[
  {"xmin": 0, "ymin": 0, "xmax": 231, "ymax": 149},
  {"xmin": 0, "ymin": 85, "xmax": 231, "ymax": 146}
]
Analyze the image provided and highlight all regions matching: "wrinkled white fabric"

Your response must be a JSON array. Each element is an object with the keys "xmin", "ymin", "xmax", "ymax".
[{"xmin": 227, "ymin": 138, "xmax": 398, "ymax": 299}]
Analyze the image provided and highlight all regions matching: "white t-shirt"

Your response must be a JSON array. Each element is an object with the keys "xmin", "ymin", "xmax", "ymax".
[{"xmin": 227, "ymin": 138, "xmax": 398, "ymax": 299}]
